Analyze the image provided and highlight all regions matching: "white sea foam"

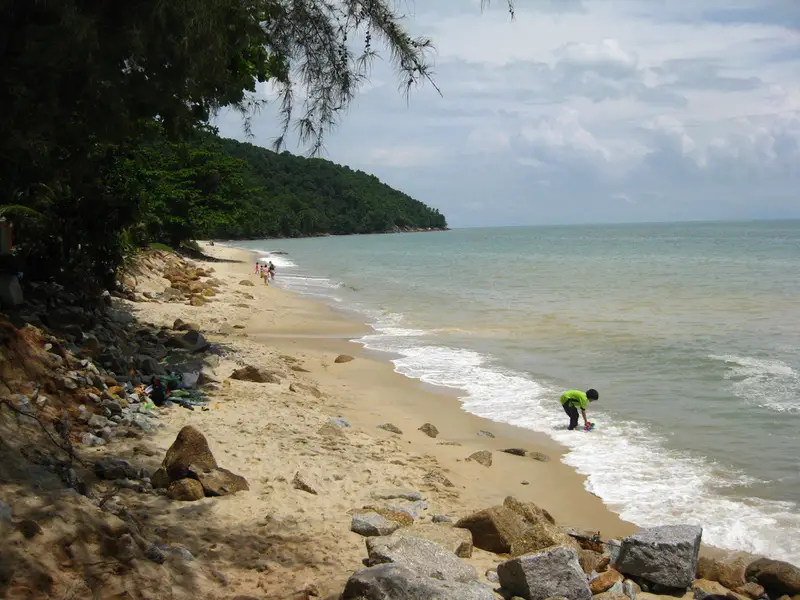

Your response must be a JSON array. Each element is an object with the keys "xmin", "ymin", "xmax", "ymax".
[
  {"xmin": 712, "ymin": 354, "xmax": 800, "ymax": 414},
  {"xmin": 358, "ymin": 324, "xmax": 800, "ymax": 564}
]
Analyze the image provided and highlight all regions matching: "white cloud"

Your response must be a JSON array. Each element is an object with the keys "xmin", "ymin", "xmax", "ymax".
[{"xmin": 215, "ymin": 0, "xmax": 800, "ymax": 226}]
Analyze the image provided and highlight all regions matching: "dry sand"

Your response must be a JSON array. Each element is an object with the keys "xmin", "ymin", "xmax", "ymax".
[{"xmin": 118, "ymin": 243, "xmax": 637, "ymax": 599}]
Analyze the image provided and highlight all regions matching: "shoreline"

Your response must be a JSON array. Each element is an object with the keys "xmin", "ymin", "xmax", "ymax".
[
  {"xmin": 213, "ymin": 242, "xmax": 758, "ymax": 564},
  {"xmin": 210, "ymin": 243, "xmax": 636, "ymax": 534}
]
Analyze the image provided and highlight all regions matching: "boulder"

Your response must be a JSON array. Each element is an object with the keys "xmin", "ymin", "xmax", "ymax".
[
  {"xmin": 366, "ymin": 535, "xmax": 478, "ymax": 583},
  {"xmin": 477, "ymin": 430, "xmax": 495, "ymax": 438},
  {"xmin": 168, "ymin": 478, "xmax": 205, "ymax": 501},
  {"xmin": 239, "ymin": 280, "xmax": 255, "ymax": 287},
  {"xmin": 393, "ymin": 524, "xmax": 473, "ymax": 558},
  {"xmin": 497, "ymin": 545, "xmax": 592, "ymax": 600},
  {"xmin": 378, "ymin": 423, "xmax": 403, "ymax": 434},
  {"xmin": 530, "ymin": 452, "xmax": 550, "ymax": 462},
  {"xmin": 418, "ymin": 423, "xmax": 439, "ymax": 438},
  {"xmin": 94, "ymin": 457, "xmax": 139, "ymax": 481},
  {"xmin": 746, "ymin": 558, "xmax": 800, "ymax": 598},
  {"xmin": 697, "ymin": 555, "xmax": 749, "ymax": 590},
  {"xmin": 192, "ymin": 465, "xmax": 249, "ymax": 496},
  {"xmin": 614, "ymin": 525, "xmax": 702, "ymax": 589},
  {"xmin": 455, "ymin": 497, "xmax": 573, "ymax": 556},
  {"xmin": 591, "ymin": 569, "xmax": 624, "ymax": 594},
  {"xmin": 163, "ymin": 425, "xmax": 218, "ymax": 479},
  {"xmin": 352, "ymin": 512, "xmax": 401, "ymax": 537},
  {"xmin": 334, "ymin": 354, "xmax": 354, "ymax": 364},
  {"xmin": 230, "ymin": 365, "xmax": 280, "ymax": 384},
  {"xmin": 468, "ymin": 450, "xmax": 492, "ymax": 467},
  {"xmin": 341, "ymin": 564, "xmax": 497, "ymax": 600},
  {"xmin": 44, "ymin": 306, "xmax": 93, "ymax": 330}
]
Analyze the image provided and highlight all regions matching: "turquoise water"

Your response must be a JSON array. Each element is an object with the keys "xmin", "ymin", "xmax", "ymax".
[{"xmin": 233, "ymin": 221, "xmax": 800, "ymax": 562}]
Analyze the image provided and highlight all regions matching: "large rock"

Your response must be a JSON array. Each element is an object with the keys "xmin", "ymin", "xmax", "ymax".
[
  {"xmin": 168, "ymin": 478, "xmax": 205, "ymax": 501},
  {"xmin": 745, "ymin": 558, "xmax": 800, "ymax": 598},
  {"xmin": 94, "ymin": 457, "xmax": 139, "ymax": 480},
  {"xmin": 342, "ymin": 564, "xmax": 497, "ymax": 600},
  {"xmin": 455, "ymin": 497, "xmax": 573, "ymax": 556},
  {"xmin": 366, "ymin": 535, "xmax": 478, "ymax": 583},
  {"xmin": 393, "ymin": 524, "xmax": 474, "ymax": 558},
  {"xmin": 192, "ymin": 465, "xmax": 249, "ymax": 496},
  {"xmin": 165, "ymin": 330, "xmax": 209, "ymax": 353},
  {"xmin": 614, "ymin": 525, "xmax": 702, "ymax": 589},
  {"xmin": 697, "ymin": 555, "xmax": 749, "ymax": 590},
  {"xmin": 43, "ymin": 306, "xmax": 93, "ymax": 330},
  {"xmin": 163, "ymin": 425, "xmax": 218, "ymax": 479},
  {"xmin": 497, "ymin": 545, "xmax": 592, "ymax": 600},
  {"xmin": 352, "ymin": 512, "xmax": 401, "ymax": 537},
  {"xmin": 230, "ymin": 365, "xmax": 280, "ymax": 384}
]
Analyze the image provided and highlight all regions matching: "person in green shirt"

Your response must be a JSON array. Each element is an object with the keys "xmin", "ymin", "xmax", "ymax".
[{"xmin": 560, "ymin": 389, "xmax": 599, "ymax": 430}]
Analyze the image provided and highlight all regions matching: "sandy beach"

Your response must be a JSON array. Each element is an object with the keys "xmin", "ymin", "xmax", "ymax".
[{"xmin": 96, "ymin": 243, "xmax": 636, "ymax": 598}]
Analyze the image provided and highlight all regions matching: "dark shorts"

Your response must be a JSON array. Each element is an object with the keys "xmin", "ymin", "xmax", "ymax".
[{"xmin": 563, "ymin": 403, "xmax": 580, "ymax": 430}]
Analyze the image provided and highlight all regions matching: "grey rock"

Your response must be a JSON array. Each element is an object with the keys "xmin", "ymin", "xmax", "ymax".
[
  {"xmin": 329, "ymin": 417, "xmax": 351, "ymax": 428},
  {"xmin": 88, "ymin": 414, "xmax": 115, "ymax": 429},
  {"xmin": 432, "ymin": 515, "xmax": 453, "ymax": 524},
  {"xmin": 342, "ymin": 564, "xmax": 497, "ymax": 600},
  {"xmin": 366, "ymin": 535, "xmax": 478, "ymax": 582},
  {"xmin": 94, "ymin": 457, "xmax": 139, "ymax": 480},
  {"xmin": 116, "ymin": 533, "xmax": 137, "ymax": 563},
  {"xmin": 486, "ymin": 568, "xmax": 499, "ymax": 583},
  {"xmin": 131, "ymin": 414, "xmax": 156, "ymax": 433},
  {"xmin": 497, "ymin": 545, "xmax": 592, "ymax": 600},
  {"xmin": 477, "ymin": 430, "xmax": 495, "ymax": 438},
  {"xmin": 371, "ymin": 488, "xmax": 424, "ymax": 502},
  {"xmin": 81, "ymin": 432, "xmax": 106, "ymax": 447},
  {"xmin": 158, "ymin": 544, "xmax": 195, "ymax": 562},
  {"xmin": 614, "ymin": 525, "xmax": 702, "ymax": 589},
  {"xmin": 0, "ymin": 500, "xmax": 12, "ymax": 522},
  {"xmin": 101, "ymin": 400, "xmax": 123, "ymax": 416},
  {"xmin": 352, "ymin": 512, "xmax": 401, "ymax": 537},
  {"xmin": 605, "ymin": 539, "xmax": 622, "ymax": 564},
  {"xmin": 144, "ymin": 543, "xmax": 166, "ymax": 564},
  {"xmin": 623, "ymin": 580, "xmax": 637, "ymax": 599},
  {"xmin": 387, "ymin": 500, "xmax": 428, "ymax": 520}
]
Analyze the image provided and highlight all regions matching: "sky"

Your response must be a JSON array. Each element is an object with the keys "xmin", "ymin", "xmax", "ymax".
[{"xmin": 215, "ymin": 0, "xmax": 800, "ymax": 228}]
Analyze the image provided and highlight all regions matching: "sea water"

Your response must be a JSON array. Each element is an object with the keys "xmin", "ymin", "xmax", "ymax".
[{"xmin": 232, "ymin": 221, "xmax": 800, "ymax": 562}]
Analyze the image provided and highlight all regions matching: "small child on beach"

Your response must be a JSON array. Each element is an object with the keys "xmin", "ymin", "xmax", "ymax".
[{"xmin": 559, "ymin": 389, "xmax": 598, "ymax": 430}]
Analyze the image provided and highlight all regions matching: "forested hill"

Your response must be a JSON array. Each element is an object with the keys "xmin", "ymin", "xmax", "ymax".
[{"xmin": 212, "ymin": 137, "xmax": 448, "ymax": 239}]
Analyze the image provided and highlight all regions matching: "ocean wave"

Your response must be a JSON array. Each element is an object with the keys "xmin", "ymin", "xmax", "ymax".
[
  {"xmin": 711, "ymin": 354, "xmax": 800, "ymax": 414},
  {"xmin": 359, "ymin": 329, "xmax": 800, "ymax": 563}
]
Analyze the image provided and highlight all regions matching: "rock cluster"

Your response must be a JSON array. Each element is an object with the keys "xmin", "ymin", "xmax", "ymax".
[{"xmin": 152, "ymin": 425, "xmax": 249, "ymax": 501}]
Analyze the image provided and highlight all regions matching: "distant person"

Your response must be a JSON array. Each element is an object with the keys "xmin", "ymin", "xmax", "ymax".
[
  {"xmin": 559, "ymin": 389, "xmax": 598, "ymax": 430},
  {"xmin": 150, "ymin": 376, "xmax": 169, "ymax": 407},
  {"xmin": 268, "ymin": 261, "xmax": 275, "ymax": 280},
  {"xmin": 254, "ymin": 262, "xmax": 260, "ymax": 275}
]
